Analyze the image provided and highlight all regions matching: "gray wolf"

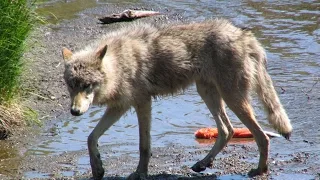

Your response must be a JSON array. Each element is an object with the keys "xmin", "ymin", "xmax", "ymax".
[{"xmin": 62, "ymin": 19, "xmax": 292, "ymax": 179}]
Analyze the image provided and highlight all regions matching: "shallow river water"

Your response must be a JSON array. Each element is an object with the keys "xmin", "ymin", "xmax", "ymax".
[{"xmin": 1, "ymin": 0, "xmax": 320, "ymax": 179}]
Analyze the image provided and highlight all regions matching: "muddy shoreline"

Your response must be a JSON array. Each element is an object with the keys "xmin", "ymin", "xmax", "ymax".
[{"xmin": 1, "ymin": 1, "xmax": 319, "ymax": 180}]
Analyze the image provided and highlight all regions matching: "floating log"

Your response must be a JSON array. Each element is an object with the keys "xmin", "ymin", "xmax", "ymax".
[{"xmin": 98, "ymin": 9, "xmax": 161, "ymax": 24}]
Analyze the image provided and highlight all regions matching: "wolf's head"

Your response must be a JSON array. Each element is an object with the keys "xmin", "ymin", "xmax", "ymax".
[{"xmin": 62, "ymin": 45, "xmax": 107, "ymax": 116}]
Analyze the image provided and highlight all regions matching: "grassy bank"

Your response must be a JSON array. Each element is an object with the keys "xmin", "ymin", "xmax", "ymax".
[{"xmin": 0, "ymin": 0, "xmax": 37, "ymax": 137}]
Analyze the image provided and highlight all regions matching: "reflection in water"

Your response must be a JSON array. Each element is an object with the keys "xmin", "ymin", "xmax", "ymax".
[
  {"xmin": 35, "ymin": 0, "xmax": 142, "ymax": 24},
  {"xmin": 35, "ymin": 0, "xmax": 98, "ymax": 24},
  {"xmin": 0, "ymin": 142, "xmax": 21, "ymax": 177},
  {"xmin": 195, "ymin": 138, "xmax": 256, "ymax": 146}
]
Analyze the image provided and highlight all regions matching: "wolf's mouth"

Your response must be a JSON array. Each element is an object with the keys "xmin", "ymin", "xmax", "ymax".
[{"xmin": 70, "ymin": 108, "xmax": 83, "ymax": 116}]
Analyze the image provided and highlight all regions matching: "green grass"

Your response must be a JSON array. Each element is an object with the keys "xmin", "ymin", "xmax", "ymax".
[
  {"xmin": 0, "ymin": 0, "xmax": 35, "ymax": 103},
  {"xmin": 0, "ymin": 1, "xmax": 40, "ymax": 137}
]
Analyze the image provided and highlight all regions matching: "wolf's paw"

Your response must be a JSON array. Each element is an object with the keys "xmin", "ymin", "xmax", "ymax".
[
  {"xmin": 281, "ymin": 131, "xmax": 292, "ymax": 140},
  {"xmin": 90, "ymin": 157, "xmax": 104, "ymax": 180},
  {"xmin": 191, "ymin": 161, "xmax": 213, "ymax": 172},
  {"xmin": 127, "ymin": 171, "xmax": 147, "ymax": 180},
  {"xmin": 248, "ymin": 167, "xmax": 268, "ymax": 177},
  {"xmin": 91, "ymin": 167, "xmax": 104, "ymax": 180}
]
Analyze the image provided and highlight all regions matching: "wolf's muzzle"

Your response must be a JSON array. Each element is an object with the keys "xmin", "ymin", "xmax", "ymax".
[{"xmin": 70, "ymin": 108, "xmax": 82, "ymax": 116}]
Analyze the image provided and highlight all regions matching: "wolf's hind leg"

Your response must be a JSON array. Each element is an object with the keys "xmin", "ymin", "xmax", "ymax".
[
  {"xmin": 88, "ymin": 106, "xmax": 129, "ymax": 180},
  {"xmin": 192, "ymin": 81, "xmax": 234, "ymax": 172},
  {"xmin": 222, "ymin": 94, "xmax": 270, "ymax": 177},
  {"xmin": 128, "ymin": 97, "xmax": 152, "ymax": 180}
]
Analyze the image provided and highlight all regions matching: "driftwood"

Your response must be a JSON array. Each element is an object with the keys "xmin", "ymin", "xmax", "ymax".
[{"xmin": 98, "ymin": 9, "xmax": 161, "ymax": 24}]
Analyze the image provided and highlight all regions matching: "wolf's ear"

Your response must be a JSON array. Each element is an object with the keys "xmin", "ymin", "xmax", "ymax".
[
  {"xmin": 95, "ymin": 44, "xmax": 108, "ymax": 60},
  {"xmin": 62, "ymin": 48, "xmax": 73, "ymax": 61}
]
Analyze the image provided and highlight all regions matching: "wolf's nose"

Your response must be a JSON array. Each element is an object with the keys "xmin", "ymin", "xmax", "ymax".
[{"xmin": 70, "ymin": 108, "xmax": 81, "ymax": 116}]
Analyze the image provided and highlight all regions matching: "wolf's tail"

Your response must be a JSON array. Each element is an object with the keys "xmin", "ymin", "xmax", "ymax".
[{"xmin": 255, "ymin": 58, "xmax": 292, "ymax": 140}]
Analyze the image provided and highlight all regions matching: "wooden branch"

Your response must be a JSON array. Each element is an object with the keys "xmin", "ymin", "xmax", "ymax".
[{"xmin": 98, "ymin": 9, "xmax": 161, "ymax": 24}]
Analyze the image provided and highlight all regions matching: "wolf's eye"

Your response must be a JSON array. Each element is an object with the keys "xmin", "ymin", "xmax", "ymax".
[
  {"xmin": 83, "ymin": 84, "xmax": 91, "ymax": 90},
  {"xmin": 83, "ymin": 84, "xmax": 94, "ymax": 94}
]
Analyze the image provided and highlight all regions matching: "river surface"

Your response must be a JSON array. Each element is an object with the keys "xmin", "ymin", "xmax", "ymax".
[{"xmin": 1, "ymin": 0, "xmax": 319, "ymax": 179}]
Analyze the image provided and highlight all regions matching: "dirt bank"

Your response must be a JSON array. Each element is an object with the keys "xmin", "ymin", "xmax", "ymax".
[{"xmin": 1, "ymin": 1, "xmax": 319, "ymax": 180}]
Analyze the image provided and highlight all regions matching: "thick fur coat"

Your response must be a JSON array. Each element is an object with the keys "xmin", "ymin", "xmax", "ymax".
[{"xmin": 62, "ymin": 19, "xmax": 292, "ymax": 179}]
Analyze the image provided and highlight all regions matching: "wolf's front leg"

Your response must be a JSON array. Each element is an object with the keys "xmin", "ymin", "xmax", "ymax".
[
  {"xmin": 88, "ymin": 106, "xmax": 129, "ymax": 180},
  {"xmin": 128, "ymin": 98, "xmax": 152, "ymax": 180}
]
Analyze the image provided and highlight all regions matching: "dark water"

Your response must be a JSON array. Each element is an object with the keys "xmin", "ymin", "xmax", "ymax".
[{"xmin": 1, "ymin": 0, "xmax": 320, "ymax": 179}]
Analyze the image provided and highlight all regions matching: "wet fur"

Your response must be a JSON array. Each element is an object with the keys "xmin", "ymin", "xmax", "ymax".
[{"xmin": 63, "ymin": 19, "xmax": 292, "ymax": 179}]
